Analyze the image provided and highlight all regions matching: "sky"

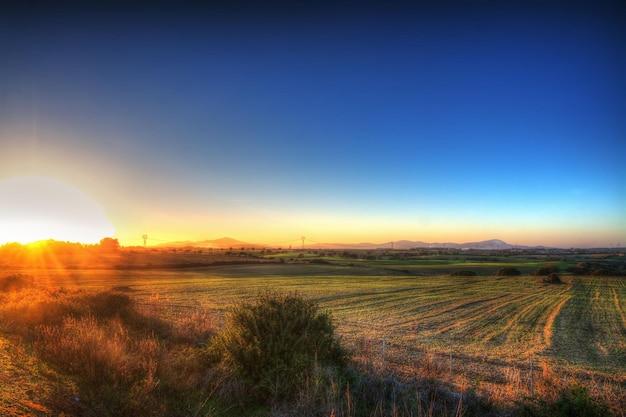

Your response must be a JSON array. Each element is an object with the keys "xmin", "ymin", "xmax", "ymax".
[{"xmin": 1, "ymin": 2, "xmax": 625, "ymax": 248}]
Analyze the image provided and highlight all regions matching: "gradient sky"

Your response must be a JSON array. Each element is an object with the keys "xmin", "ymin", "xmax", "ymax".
[{"xmin": 1, "ymin": 2, "xmax": 624, "ymax": 248}]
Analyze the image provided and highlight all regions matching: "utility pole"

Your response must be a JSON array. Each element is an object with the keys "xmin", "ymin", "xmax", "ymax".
[
  {"xmin": 142, "ymin": 234, "xmax": 148, "ymax": 247},
  {"xmin": 301, "ymin": 236, "xmax": 306, "ymax": 250}
]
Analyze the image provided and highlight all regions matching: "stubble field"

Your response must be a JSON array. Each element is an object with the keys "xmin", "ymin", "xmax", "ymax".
[
  {"xmin": 1, "ymin": 250, "xmax": 625, "ymax": 415},
  {"xmin": 14, "ymin": 263, "xmax": 626, "ymax": 374}
]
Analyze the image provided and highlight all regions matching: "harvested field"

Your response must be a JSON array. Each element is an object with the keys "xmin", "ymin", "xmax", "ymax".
[{"xmin": 2, "ymin": 259, "xmax": 625, "ymax": 414}]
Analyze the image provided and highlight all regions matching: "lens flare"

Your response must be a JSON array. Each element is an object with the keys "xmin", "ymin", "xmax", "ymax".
[{"xmin": 0, "ymin": 176, "xmax": 115, "ymax": 244}]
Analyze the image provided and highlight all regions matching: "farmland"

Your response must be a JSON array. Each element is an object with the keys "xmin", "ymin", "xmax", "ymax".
[
  {"xmin": 21, "ymin": 263, "xmax": 626, "ymax": 370},
  {"xmin": 1, "ymin": 245, "xmax": 625, "ymax": 415}
]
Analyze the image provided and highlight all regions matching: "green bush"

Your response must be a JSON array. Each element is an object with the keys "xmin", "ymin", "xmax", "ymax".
[
  {"xmin": 217, "ymin": 291, "xmax": 346, "ymax": 403},
  {"xmin": 533, "ymin": 265, "xmax": 560, "ymax": 276},
  {"xmin": 567, "ymin": 263, "xmax": 589, "ymax": 275},
  {"xmin": 497, "ymin": 267, "xmax": 521, "ymax": 276},
  {"xmin": 450, "ymin": 270, "xmax": 478, "ymax": 276}
]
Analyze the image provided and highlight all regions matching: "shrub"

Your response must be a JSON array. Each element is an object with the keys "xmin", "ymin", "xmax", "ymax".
[
  {"xmin": 497, "ymin": 267, "xmax": 521, "ymax": 276},
  {"xmin": 0, "ymin": 274, "xmax": 34, "ymax": 292},
  {"xmin": 534, "ymin": 265, "xmax": 560, "ymax": 276},
  {"xmin": 450, "ymin": 270, "xmax": 477, "ymax": 276},
  {"xmin": 217, "ymin": 291, "xmax": 346, "ymax": 403},
  {"xmin": 540, "ymin": 273, "xmax": 562, "ymax": 284},
  {"xmin": 567, "ymin": 262, "xmax": 589, "ymax": 275}
]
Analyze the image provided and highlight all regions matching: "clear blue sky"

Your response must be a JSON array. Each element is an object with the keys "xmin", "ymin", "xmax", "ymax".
[{"xmin": 1, "ymin": 2, "xmax": 624, "ymax": 247}]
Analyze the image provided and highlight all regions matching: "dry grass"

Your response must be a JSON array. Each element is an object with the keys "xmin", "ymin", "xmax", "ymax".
[
  {"xmin": 0, "ymin": 335, "xmax": 77, "ymax": 417},
  {"xmin": 0, "ymin": 286, "xmax": 223, "ymax": 416},
  {"xmin": 0, "ymin": 263, "xmax": 624, "ymax": 416}
]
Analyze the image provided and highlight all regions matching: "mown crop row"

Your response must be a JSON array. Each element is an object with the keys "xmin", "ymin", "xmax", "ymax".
[
  {"xmin": 2, "ymin": 263, "xmax": 625, "ymax": 415},
  {"xmin": 15, "ymin": 264, "xmax": 625, "ymax": 375}
]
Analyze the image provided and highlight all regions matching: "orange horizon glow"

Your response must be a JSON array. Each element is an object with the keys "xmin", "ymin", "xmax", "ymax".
[
  {"xmin": 0, "ymin": 175, "xmax": 622, "ymax": 250},
  {"xmin": 0, "ymin": 229, "xmax": 622, "ymax": 250}
]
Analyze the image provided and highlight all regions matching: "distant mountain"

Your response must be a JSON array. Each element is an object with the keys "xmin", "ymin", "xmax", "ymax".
[
  {"xmin": 155, "ymin": 237, "xmax": 530, "ymax": 250},
  {"xmin": 155, "ymin": 237, "xmax": 266, "ymax": 249},
  {"xmin": 302, "ymin": 238, "xmax": 527, "ymax": 250},
  {"xmin": 456, "ymin": 239, "xmax": 518, "ymax": 250}
]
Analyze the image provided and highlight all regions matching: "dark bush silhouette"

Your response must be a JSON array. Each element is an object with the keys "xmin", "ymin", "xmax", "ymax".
[
  {"xmin": 567, "ymin": 262, "xmax": 589, "ymax": 275},
  {"xmin": 450, "ymin": 270, "xmax": 478, "ymax": 276},
  {"xmin": 0, "ymin": 274, "xmax": 34, "ymax": 292},
  {"xmin": 497, "ymin": 267, "xmax": 521, "ymax": 276},
  {"xmin": 534, "ymin": 265, "xmax": 560, "ymax": 276},
  {"xmin": 217, "ymin": 292, "xmax": 346, "ymax": 403}
]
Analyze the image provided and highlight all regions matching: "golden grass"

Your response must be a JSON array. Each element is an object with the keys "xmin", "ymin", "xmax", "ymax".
[
  {"xmin": 0, "ymin": 285, "xmax": 223, "ymax": 416},
  {"xmin": 0, "ymin": 335, "xmax": 78, "ymax": 417},
  {"xmin": 0, "ymin": 263, "xmax": 624, "ymax": 415}
]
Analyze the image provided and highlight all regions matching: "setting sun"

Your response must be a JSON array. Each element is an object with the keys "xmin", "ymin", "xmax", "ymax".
[{"xmin": 0, "ymin": 176, "xmax": 115, "ymax": 244}]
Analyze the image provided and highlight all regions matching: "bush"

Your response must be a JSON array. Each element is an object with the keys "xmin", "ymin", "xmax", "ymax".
[
  {"xmin": 534, "ymin": 265, "xmax": 560, "ymax": 276},
  {"xmin": 0, "ymin": 274, "xmax": 34, "ymax": 292},
  {"xmin": 217, "ymin": 291, "xmax": 346, "ymax": 403},
  {"xmin": 567, "ymin": 262, "xmax": 589, "ymax": 275},
  {"xmin": 497, "ymin": 267, "xmax": 521, "ymax": 276},
  {"xmin": 540, "ymin": 273, "xmax": 562, "ymax": 284},
  {"xmin": 450, "ymin": 270, "xmax": 477, "ymax": 276}
]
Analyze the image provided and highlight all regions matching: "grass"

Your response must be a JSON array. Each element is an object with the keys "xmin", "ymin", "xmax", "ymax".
[
  {"xmin": 0, "ymin": 335, "xmax": 76, "ymax": 417},
  {"xmin": 4, "ymin": 264, "xmax": 625, "ymax": 372},
  {"xmin": 550, "ymin": 276, "xmax": 626, "ymax": 370},
  {"xmin": 0, "ymin": 286, "xmax": 221, "ymax": 416},
  {"xmin": 0, "ymin": 252, "xmax": 625, "ymax": 415}
]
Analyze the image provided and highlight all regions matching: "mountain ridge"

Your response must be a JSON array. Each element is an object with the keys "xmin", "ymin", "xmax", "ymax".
[{"xmin": 155, "ymin": 237, "xmax": 539, "ymax": 250}]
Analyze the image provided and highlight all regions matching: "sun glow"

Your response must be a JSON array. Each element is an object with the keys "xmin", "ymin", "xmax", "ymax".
[{"xmin": 0, "ymin": 176, "xmax": 115, "ymax": 244}]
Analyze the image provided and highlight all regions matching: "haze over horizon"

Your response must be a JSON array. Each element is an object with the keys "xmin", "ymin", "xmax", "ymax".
[
  {"xmin": 144, "ymin": 236, "xmax": 623, "ymax": 250},
  {"xmin": 1, "ymin": 2, "xmax": 624, "ymax": 249}
]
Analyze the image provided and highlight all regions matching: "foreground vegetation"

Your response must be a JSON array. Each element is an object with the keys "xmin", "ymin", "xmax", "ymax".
[{"xmin": 0, "ymin": 246, "xmax": 624, "ymax": 416}]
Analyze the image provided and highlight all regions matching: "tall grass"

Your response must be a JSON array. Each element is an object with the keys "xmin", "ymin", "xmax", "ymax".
[{"xmin": 0, "ymin": 286, "xmax": 220, "ymax": 416}]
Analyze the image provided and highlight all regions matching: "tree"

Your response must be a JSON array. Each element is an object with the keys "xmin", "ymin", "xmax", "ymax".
[{"xmin": 99, "ymin": 237, "xmax": 120, "ymax": 252}]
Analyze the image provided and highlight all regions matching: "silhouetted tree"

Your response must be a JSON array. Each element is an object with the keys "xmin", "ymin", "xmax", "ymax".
[{"xmin": 99, "ymin": 237, "xmax": 120, "ymax": 252}]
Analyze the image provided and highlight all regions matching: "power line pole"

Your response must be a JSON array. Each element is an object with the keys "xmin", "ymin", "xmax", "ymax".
[
  {"xmin": 301, "ymin": 236, "xmax": 306, "ymax": 250},
  {"xmin": 142, "ymin": 234, "xmax": 148, "ymax": 247}
]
